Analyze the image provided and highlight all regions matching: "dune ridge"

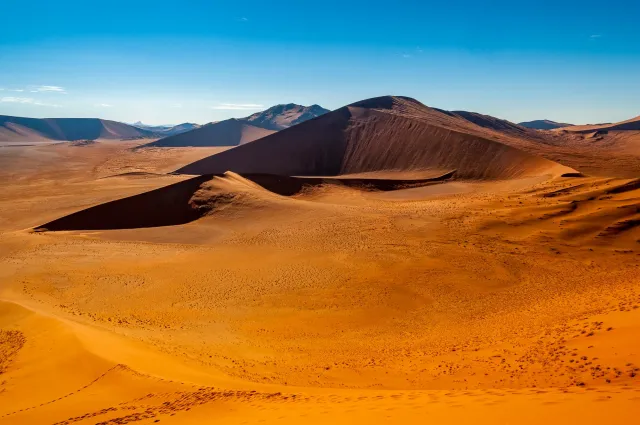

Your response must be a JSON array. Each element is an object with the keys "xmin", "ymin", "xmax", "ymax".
[
  {"xmin": 177, "ymin": 96, "xmax": 572, "ymax": 179},
  {"xmin": 34, "ymin": 171, "xmax": 457, "ymax": 231}
]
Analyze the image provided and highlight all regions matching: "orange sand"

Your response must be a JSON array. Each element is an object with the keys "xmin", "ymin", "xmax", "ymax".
[{"xmin": 0, "ymin": 128, "xmax": 639, "ymax": 424}]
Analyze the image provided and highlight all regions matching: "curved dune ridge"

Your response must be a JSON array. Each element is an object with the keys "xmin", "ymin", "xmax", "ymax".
[
  {"xmin": 34, "ymin": 171, "xmax": 456, "ymax": 231},
  {"xmin": 144, "ymin": 119, "xmax": 276, "ymax": 147},
  {"xmin": 176, "ymin": 96, "xmax": 573, "ymax": 179},
  {"xmin": 0, "ymin": 115, "xmax": 155, "ymax": 141}
]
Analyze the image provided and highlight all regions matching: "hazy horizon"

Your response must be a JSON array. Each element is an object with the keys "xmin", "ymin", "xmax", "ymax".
[{"xmin": 1, "ymin": 0, "xmax": 639, "ymax": 125}]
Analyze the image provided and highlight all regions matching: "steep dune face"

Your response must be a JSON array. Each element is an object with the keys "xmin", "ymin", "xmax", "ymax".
[
  {"xmin": 177, "ymin": 96, "xmax": 571, "ymax": 179},
  {"xmin": 145, "ymin": 119, "xmax": 275, "ymax": 147},
  {"xmin": 35, "ymin": 175, "xmax": 214, "ymax": 231},
  {"xmin": 0, "ymin": 115, "xmax": 155, "ymax": 141}
]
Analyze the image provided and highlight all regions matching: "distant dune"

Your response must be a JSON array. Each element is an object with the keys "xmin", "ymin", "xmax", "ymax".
[
  {"xmin": 0, "ymin": 115, "xmax": 156, "ymax": 142},
  {"xmin": 176, "ymin": 96, "xmax": 571, "ymax": 179},
  {"xmin": 145, "ymin": 119, "xmax": 276, "ymax": 147},
  {"xmin": 146, "ymin": 103, "xmax": 328, "ymax": 148},
  {"xmin": 519, "ymin": 119, "xmax": 574, "ymax": 130},
  {"xmin": 558, "ymin": 115, "xmax": 640, "ymax": 133}
]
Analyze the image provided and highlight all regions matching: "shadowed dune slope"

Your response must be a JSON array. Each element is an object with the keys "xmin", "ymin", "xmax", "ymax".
[
  {"xmin": 0, "ymin": 115, "xmax": 156, "ymax": 141},
  {"xmin": 35, "ymin": 175, "xmax": 214, "ymax": 231},
  {"xmin": 144, "ymin": 119, "xmax": 275, "ymax": 147},
  {"xmin": 34, "ymin": 171, "xmax": 456, "ymax": 231},
  {"xmin": 177, "ymin": 96, "xmax": 571, "ymax": 179}
]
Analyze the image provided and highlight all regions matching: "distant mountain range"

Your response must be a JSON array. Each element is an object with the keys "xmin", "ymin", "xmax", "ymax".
[
  {"xmin": 518, "ymin": 120, "xmax": 574, "ymax": 130},
  {"xmin": 0, "ymin": 104, "xmax": 328, "ymax": 144},
  {"xmin": 132, "ymin": 121, "xmax": 200, "ymax": 136},
  {"xmin": 243, "ymin": 104, "xmax": 330, "ymax": 130},
  {"xmin": 0, "ymin": 115, "xmax": 156, "ymax": 142},
  {"xmin": 146, "ymin": 103, "xmax": 329, "ymax": 148}
]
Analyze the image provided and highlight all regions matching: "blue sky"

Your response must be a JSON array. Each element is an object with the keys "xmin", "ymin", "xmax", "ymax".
[{"xmin": 1, "ymin": 0, "xmax": 639, "ymax": 124}]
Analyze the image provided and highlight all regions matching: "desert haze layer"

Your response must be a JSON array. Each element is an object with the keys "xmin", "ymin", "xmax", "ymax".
[{"xmin": 0, "ymin": 96, "xmax": 639, "ymax": 424}]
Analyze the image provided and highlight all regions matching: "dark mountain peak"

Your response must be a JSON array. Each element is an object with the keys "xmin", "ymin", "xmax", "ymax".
[
  {"xmin": 242, "ymin": 103, "xmax": 329, "ymax": 131},
  {"xmin": 518, "ymin": 120, "xmax": 574, "ymax": 130}
]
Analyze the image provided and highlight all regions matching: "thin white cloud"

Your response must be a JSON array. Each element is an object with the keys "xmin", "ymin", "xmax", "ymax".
[
  {"xmin": 29, "ymin": 85, "xmax": 66, "ymax": 93},
  {"xmin": 238, "ymin": 17, "xmax": 248, "ymax": 22},
  {"xmin": 9, "ymin": 89, "xmax": 24, "ymax": 92},
  {"xmin": 0, "ymin": 97, "xmax": 61, "ymax": 107},
  {"xmin": 171, "ymin": 103, "xmax": 183, "ymax": 108},
  {"xmin": 211, "ymin": 103, "xmax": 264, "ymax": 110},
  {"xmin": 402, "ymin": 54, "xmax": 412, "ymax": 58},
  {"xmin": 1, "ymin": 97, "xmax": 34, "ymax": 103},
  {"xmin": 590, "ymin": 34, "xmax": 602, "ymax": 39},
  {"xmin": 94, "ymin": 103, "xmax": 113, "ymax": 108}
]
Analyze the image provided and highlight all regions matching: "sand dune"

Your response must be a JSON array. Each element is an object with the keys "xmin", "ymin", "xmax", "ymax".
[
  {"xmin": 144, "ymin": 119, "xmax": 275, "ymax": 147},
  {"xmin": 146, "ymin": 104, "xmax": 327, "ymax": 148},
  {"xmin": 177, "ymin": 96, "xmax": 571, "ymax": 179},
  {"xmin": 558, "ymin": 115, "xmax": 640, "ymax": 133},
  {"xmin": 0, "ymin": 115, "xmax": 156, "ymax": 142},
  {"xmin": 35, "ymin": 171, "xmax": 457, "ymax": 231}
]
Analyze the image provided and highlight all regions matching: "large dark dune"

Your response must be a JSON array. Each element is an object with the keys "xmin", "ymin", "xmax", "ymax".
[
  {"xmin": 176, "ymin": 96, "xmax": 570, "ymax": 179},
  {"xmin": 0, "ymin": 115, "xmax": 155, "ymax": 141}
]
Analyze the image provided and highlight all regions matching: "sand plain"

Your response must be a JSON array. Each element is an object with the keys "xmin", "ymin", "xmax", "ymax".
[{"xmin": 0, "ymin": 134, "xmax": 639, "ymax": 424}]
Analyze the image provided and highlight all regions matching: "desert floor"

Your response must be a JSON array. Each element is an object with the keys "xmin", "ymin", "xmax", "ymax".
[{"xmin": 1, "ymin": 140, "xmax": 639, "ymax": 424}]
